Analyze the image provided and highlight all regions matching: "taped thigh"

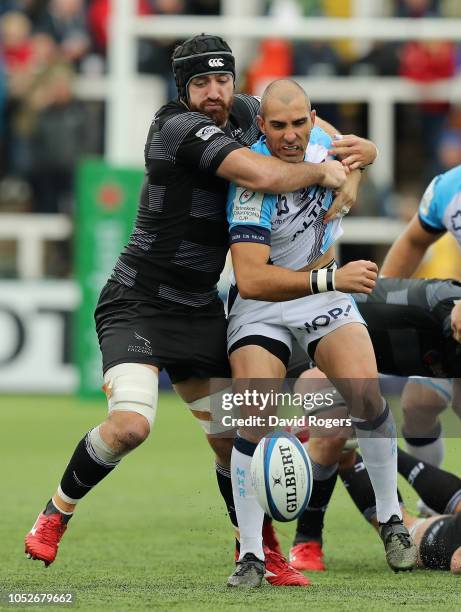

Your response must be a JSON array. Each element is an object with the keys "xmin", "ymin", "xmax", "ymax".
[
  {"xmin": 188, "ymin": 386, "xmax": 236, "ymax": 435},
  {"xmin": 103, "ymin": 363, "xmax": 158, "ymax": 429}
]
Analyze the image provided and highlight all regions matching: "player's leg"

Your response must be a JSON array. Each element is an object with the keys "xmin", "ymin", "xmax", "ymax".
[
  {"xmin": 290, "ymin": 434, "xmax": 342, "ymax": 571},
  {"xmin": 225, "ymin": 332, "xmax": 310, "ymax": 587},
  {"xmin": 312, "ymin": 322, "xmax": 416, "ymax": 571},
  {"xmin": 339, "ymin": 452, "xmax": 404, "ymax": 526},
  {"xmin": 397, "ymin": 447, "xmax": 461, "ymax": 515},
  {"xmin": 401, "ymin": 378, "xmax": 449, "ymax": 467},
  {"xmin": 25, "ymin": 363, "xmax": 158, "ymax": 566},
  {"xmin": 173, "ymin": 377, "xmax": 240, "ymax": 549},
  {"xmin": 289, "ymin": 366, "xmax": 348, "ymax": 570}
]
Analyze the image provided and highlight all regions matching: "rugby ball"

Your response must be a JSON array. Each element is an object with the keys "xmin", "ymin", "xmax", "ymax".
[{"xmin": 250, "ymin": 432, "xmax": 313, "ymax": 522}]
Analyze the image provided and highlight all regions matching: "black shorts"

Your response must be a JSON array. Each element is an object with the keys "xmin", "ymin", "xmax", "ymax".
[
  {"xmin": 419, "ymin": 513, "xmax": 461, "ymax": 570},
  {"xmin": 95, "ymin": 280, "xmax": 230, "ymax": 384}
]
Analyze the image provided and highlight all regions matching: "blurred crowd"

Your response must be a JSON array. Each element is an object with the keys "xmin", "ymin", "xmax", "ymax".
[
  {"xmin": 0, "ymin": 0, "xmax": 220, "ymax": 216},
  {"xmin": 1, "ymin": 0, "xmax": 461, "ymax": 276}
]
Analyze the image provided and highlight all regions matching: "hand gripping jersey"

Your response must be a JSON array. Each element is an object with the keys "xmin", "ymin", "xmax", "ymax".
[
  {"xmin": 226, "ymin": 127, "xmax": 343, "ymax": 270},
  {"xmin": 418, "ymin": 164, "xmax": 461, "ymax": 242}
]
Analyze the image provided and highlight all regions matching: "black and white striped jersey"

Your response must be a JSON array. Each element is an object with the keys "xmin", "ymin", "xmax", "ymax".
[
  {"xmin": 111, "ymin": 94, "xmax": 261, "ymax": 308},
  {"xmin": 354, "ymin": 277, "xmax": 461, "ymax": 377}
]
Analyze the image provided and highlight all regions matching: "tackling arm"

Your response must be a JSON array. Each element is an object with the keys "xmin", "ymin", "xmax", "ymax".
[
  {"xmin": 380, "ymin": 214, "xmax": 443, "ymax": 277},
  {"xmin": 217, "ymin": 147, "xmax": 346, "ymax": 194}
]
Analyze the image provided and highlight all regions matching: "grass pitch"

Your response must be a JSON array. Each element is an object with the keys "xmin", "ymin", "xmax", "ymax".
[{"xmin": 1, "ymin": 393, "xmax": 460, "ymax": 611}]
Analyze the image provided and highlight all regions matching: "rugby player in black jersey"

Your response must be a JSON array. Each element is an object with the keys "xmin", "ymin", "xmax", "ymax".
[
  {"xmin": 340, "ymin": 448, "xmax": 461, "ymax": 574},
  {"xmin": 287, "ymin": 276, "xmax": 461, "ymax": 572},
  {"xmin": 24, "ymin": 34, "xmax": 377, "ymax": 581}
]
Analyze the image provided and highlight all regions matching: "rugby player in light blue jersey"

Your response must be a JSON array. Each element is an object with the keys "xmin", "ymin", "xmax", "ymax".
[{"xmin": 224, "ymin": 79, "xmax": 417, "ymax": 587}]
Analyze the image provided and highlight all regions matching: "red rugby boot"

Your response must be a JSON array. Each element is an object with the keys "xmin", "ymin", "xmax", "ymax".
[
  {"xmin": 25, "ymin": 512, "xmax": 68, "ymax": 567},
  {"xmin": 289, "ymin": 541, "xmax": 326, "ymax": 571},
  {"xmin": 264, "ymin": 548, "xmax": 311, "ymax": 586}
]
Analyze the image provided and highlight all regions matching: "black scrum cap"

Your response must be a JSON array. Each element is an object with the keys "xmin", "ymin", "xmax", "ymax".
[{"xmin": 172, "ymin": 34, "xmax": 235, "ymax": 102}]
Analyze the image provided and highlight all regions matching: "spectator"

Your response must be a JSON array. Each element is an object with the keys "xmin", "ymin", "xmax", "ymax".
[
  {"xmin": 396, "ymin": 0, "xmax": 440, "ymax": 17},
  {"xmin": 189, "ymin": 0, "xmax": 219, "ymax": 14},
  {"xmin": 137, "ymin": 0, "xmax": 187, "ymax": 98},
  {"xmin": 399, "ymin": 39, "xmax": 456, "ymax": 177},
  {"xmin": 29, "ymin": 65, "xmax": 88, "ymax": 213},
  {"xmin": 0, "ymin": 53, "xmax": 6, "ymax": 176},
  {"xmin": 87, "ymin": 0, "xmax": 152, "ymax": 58},
  {"xmin": 0, "ymin": 11, "xmax": 33, "ymax": 74},
  {"xmin": 245, "ymin": 39, "xmax": 292, "ymax": 95},
  {"xmin": 36, "ymin": 0, "xmax": 90, "ymax": 68}
]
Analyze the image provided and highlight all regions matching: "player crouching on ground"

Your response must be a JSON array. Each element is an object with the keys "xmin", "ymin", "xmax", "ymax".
[
  {"xmin": 225, "ymin": 79, "xmax": 417, "ymax": 587},
  {"xmin": 340, "ymin": 447, "xmax": 461, "ymax": 574}
]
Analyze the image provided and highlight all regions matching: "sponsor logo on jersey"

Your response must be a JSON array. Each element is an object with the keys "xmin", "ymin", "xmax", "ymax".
[
  {"xmin": 239, "ymin": 190, "xmax": 255, "ymax": 204},
  {"xmin": 208, "ymin": 58, "xmax": 224, "ymax": 67},
  {"xmin": 195, "ymin": 125, "xmax": 223, "ymax": 141},
  {"xmin": 451, "ymin": 210, "xmax": 461, "ymax": 231}
]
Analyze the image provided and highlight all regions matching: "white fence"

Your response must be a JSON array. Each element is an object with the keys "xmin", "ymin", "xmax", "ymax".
[
  {"xmin": 99, "ymin": 5, "xmax": 461, "ymax": 179},
  {"xmin": 0, "ymin": 214, "xmax": 404, "ymax": 279}
]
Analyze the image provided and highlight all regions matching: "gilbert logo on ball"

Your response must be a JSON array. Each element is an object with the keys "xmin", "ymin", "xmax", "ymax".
[{"xmin": 250, "ymin": 432, "xmax": 312, "ymax": 522}]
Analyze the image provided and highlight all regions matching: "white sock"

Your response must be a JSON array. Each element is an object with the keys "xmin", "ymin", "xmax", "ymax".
[
  {"xmin": 354, "ymin": 401, "xmax": 401, "ymax": 524},
  {"xmin": 405, "ymin": 434, "xmax": 444, "ymax": 467},
  {"xmin": 231, "ymin": 438, "xmax": 264, "ymax": 561}
]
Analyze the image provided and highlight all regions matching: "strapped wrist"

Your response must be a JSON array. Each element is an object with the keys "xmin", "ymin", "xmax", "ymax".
[{"xmin": 309, "ymin": 268, "xmax": 335, "ymax": 294}]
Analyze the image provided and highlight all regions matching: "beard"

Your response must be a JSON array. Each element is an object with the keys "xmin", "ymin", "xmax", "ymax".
[{"xmin": 190, "ymin": 96, "xmax": 233, "ymax": 127}]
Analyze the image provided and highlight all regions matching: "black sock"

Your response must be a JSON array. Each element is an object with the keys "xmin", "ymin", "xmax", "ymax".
[
  {"xmin": 294, "ymin": 471, "xmax": 338, "ymax": 545},
  {"xmin": 216, "ymin": 463, "xmax": 240, "ymax": 551},
  {"xmin": 44, "ymin": 499, "xmax": 73, "ymax": 523},
  {"xmin": 59, "ymin": 432, "xmax": 119, "ymax": 501},
  {"xmin": 398, "ymin": 447, "xmax": 461, "ymax": 514},
  {"xmin": 340, "ymin": 454, "xmax": 403, "ymax": 522}
]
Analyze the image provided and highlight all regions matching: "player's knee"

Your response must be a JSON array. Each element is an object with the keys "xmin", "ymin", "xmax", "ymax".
[
  {"xmin": 103, "ymin": 363, "xmax": 159, "ymax": 432},
  {"xmin": 102, "ymin": 412, "xmax": 151, "ymax": 453},
  {"xmin": 114, "ymin": 418, "xmax": 150, "ymax": 451},
  {"xmin": 308, "ymin": 435, "xmax": 344, "ymax": 464}
]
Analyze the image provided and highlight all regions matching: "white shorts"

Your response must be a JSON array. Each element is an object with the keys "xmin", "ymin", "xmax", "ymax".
[{"xmin": 227, "ymin": 288, "xmax": 365, "ymax": 362}]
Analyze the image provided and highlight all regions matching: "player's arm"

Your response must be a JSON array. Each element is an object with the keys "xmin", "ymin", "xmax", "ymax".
[
  {"xmin": 314, "ymin": 116, "xmax": 378, "ymax": 169},
  {"xmin": 217, "ymin": 147, "xmax": 346, "ymax": 193},
  {"xmin": 380, "ymin": 214, "xmax": 444, "ymax": 277},
  {"xmin": 230, "ymin": 240, "xmax": 378, "ymax": 302},
  {"xmin": 158, "ymin": 111, "xmax": 347, "ymax": 193},
  {"xmin": 329, "ymin": 135, "xmax": 378, "ymax": 170}
]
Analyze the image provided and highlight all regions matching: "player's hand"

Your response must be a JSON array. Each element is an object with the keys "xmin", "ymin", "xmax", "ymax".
[
  {"xmin": 323, "ymin": 169, "xmax": 361, "ymax": 223},
  {"xmin": 335, "ymin": 260, "xmax": 378, "ymax": 294},
  {"xmin": 451, "ymin": 300, "xmax": 461, "ymax": 343},
  {"xmin": 329, "ymin": 135, "xmax": 377, "ymax": 170},
  {"xmin": 319, "ymin": 160, "xmax": 348, "ymax": 190}
]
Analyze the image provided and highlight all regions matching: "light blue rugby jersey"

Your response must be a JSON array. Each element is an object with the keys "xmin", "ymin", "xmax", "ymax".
[
  {"xmin": 418, "ymin": 164, "xmax": 461, "ymax": 244},
  {"xmin": 226, "ymin": 126, "xmax": 343, "ymax": 270}
]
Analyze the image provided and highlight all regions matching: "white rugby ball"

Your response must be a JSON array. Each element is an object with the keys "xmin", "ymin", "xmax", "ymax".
[{"xmin": 250, "ymin": 432, "xmax": 313, "ymax": 522}]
